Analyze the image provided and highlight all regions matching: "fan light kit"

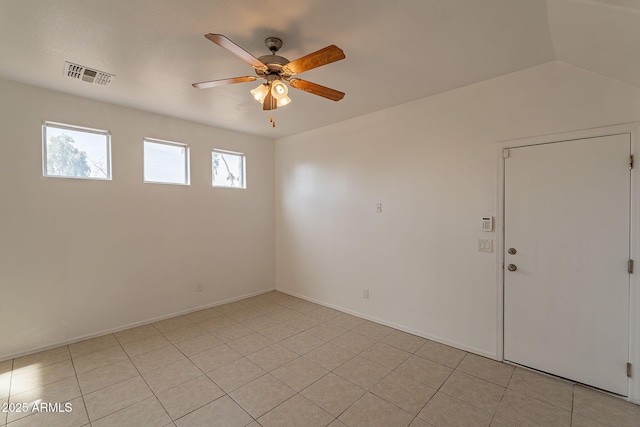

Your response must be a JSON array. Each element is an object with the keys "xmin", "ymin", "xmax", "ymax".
[{"xmin": 192, "ymin": 34, "xmax": 346, "ymax": 122}]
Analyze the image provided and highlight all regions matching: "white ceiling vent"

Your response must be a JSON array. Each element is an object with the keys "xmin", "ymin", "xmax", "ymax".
[{"xmin": 64, "ymin": 62, "xmax": 114, "ymax": 86}]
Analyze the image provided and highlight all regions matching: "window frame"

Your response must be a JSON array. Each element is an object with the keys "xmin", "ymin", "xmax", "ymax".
[
  {"xmin": 143, "ymin": 137, "xmax": 191, "ymax": 186},
  {"xmin": 42, "ymin": 121, "xmax": 112, "ymax": 180},
  {"xmin": 211, "ymin": 148, "xmax": 246, "ymax": 189}
]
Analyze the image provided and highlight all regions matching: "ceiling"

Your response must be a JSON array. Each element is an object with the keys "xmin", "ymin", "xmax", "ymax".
[{"xmin": 0, "ymin": 0, "xmax": 637, "ymax": 139}]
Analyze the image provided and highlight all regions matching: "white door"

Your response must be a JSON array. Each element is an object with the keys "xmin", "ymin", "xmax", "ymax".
[{"xmin": 504, "ymin": 133, "xmax": 631, "ymax": 396}]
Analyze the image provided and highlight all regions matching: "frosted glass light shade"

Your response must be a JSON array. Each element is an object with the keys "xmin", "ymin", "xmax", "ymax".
[
  {"xmin": 271, "ymin": 80, "xmax": 288, "ymax": 100},
  {"xmin": 250, "ymin": 84, "xmax": 269, "ymax": 103},
  {"xmin": 277, "ymin": 96, "xmax": 291, "ymax": 107}
]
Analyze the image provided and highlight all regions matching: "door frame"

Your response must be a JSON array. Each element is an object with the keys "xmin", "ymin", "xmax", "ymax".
[{"xmin": 495, "ymin": 123, "xmax": 640, "ymax": 403}]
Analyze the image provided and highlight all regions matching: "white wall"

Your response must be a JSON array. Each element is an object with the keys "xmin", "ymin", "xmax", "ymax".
[
  {"xmin": 0, "ymin": 79, "xmax": 275, "ymax": 360},
  {"xmin": 275, "ymin": 61, "xmax": 640, "ymax": 357},
  {"xmin": 4, "ymin": 60, "xmax": 640, "ymax": 363}
]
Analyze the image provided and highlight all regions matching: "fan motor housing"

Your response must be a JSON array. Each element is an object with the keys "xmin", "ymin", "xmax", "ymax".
[{"xmin": 256, "ymin": 54, "xmax": 290, "ymax": 75}]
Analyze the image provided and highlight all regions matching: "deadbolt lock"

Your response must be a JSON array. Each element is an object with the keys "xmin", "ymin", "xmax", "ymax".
[
  {"xmin": 507, "ymin": 264, "xmax": 517, "ymax": 272},
  {"xmin": 508, "ymin": 248, "xmax": 517, "ymax": 255}
]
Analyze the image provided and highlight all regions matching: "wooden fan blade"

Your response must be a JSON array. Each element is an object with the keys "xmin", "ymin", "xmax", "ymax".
[
  {"xmin": 205, "ymin": 34, "xmax": 267, "ymax": 70},
  {"xmin": 192, "ymin": 76, "xmax": 257, "ymax": 89},
  {"xmin": 283, "ymin": 45, "xmax": 345, "ymax": 75},
  {"xmin": 288, "ymin": 78, "xmax": 345, "ymax": 101},
  {"xmin": 263, "ymin": 91, "xmax": 277, "ymax": 110}
]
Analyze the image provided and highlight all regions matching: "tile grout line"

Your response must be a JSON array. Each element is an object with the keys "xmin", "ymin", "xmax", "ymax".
[
  {"xmin": 171, "ymin": 341, "xmax": 261, "ymax": 424},
  {"xmin": 197, "ymin": 300, "xmax": 298, "ymax": 425},
  {"xmin": 127, "ymin": 320, "xmax": 255, "ymax": 425},
  {"xmin": 82, "ymin": 349, "xmax": 147, "ymax": 425},
  {"xmin": 569, "ymin": 383, "xmax": 575, "ymax": 426},
  {"xmin": 125, "ymin": 322, "xmax": 182, "ymax": 425},
  {"xmin": 392, "ymin": 337, "xmax": 445, "ymax": 426},
  {"xmin": 222, "ymin": 302, "xmax": 330, "ymax": 423},
  {"xmin": 485, "ymin": 359, "xmax": 517, "ymax": 426},
  {"xmin": 221, "ymin": 316, "xmax": 401, "ymax": 425},
  {"xmin": 92, "ymin": 326, "xmax": 214, "ymax": 424},
  {"xmin": 157, "ymin": 301, "xmax": 290, "ymax": 425},
  {"xmin": 3, "ymin": 359, "xmax": 15, "ymax": 427},
  {"xmin": 504, "ymin": 368, "xmax": 578, "ymax": 414},
  {"xmin": 84, "ymin": 324, "xmax": 182, "ymax": 425},
  {"xmin": 296, "ymin": 331, "xmax": 420, "ymax": 424},
  {"xmin": 67, "ymin": 348, "xmax": 92, "ymax": 427},
  {"xmin": 411, "ymin": 353, "xmax": 459, "ymax": 425}
]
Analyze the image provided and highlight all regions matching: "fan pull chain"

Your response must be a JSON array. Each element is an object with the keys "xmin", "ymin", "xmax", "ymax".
[{"xmin": 270, "ymin": 116, "xmax": 276, "ymax": 127}]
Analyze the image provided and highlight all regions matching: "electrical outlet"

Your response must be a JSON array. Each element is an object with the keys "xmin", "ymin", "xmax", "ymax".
[
  {"xmin": 196, "ymin": 283, "xmax": 204, "ymax": 292},
  {"xmin": 363, "ymin": 289, "xmax": 369, "ymax": 299}
]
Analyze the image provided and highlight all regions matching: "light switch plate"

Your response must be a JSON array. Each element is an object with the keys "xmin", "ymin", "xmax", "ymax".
[{"xmin": 478, "ymin": 239, "xmax": 493, "ymax": 252}]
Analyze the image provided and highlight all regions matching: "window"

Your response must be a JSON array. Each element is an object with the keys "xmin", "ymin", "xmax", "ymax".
[
  {"xmin": 143, "ymin": 138, "xmax": 190, "ymax": 185},
  {"xmin": 212, "ymin": 149, "xmax": 246, "ymax": 188},
  {"xmin": 42, "ymin": 122, "xmax": 111, "ymax": 180}
]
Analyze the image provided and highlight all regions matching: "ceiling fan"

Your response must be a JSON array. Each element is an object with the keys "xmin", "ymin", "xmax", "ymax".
[{"xmin": 192, "ymin": 34, "xmax": 346, "ymax": 111}]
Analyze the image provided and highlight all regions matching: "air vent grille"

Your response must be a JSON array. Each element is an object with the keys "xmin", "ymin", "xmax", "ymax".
[{"xmin": 64, "ymin": 62, "xmax": 114, "ymax": 86}]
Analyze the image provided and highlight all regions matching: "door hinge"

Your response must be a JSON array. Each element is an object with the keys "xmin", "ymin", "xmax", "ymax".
[
  {"xmin": 502, "ymin": 149, "xmax": 510, "ymax": 159},
  {"xmin": 627, "ymin": 362, "xmax": 632, "ymax": 378},
  {"xmin": 630, "ymin": 155, "xmax": 634, "ymax": 169},
  {"xmin": 629, "ymin": 259, "xmax": 634, "ymax": 274}
]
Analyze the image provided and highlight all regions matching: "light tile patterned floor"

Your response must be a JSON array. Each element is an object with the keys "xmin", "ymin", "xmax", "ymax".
[{"xmin": 1, "ymin": 291, "xmax": 639, "ymax": 427}]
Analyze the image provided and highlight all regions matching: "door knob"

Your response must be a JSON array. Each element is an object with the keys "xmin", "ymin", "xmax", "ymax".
[
  {"xmin": 507, "ymin": 264, "xmax": 517, "ymax": 272},
  {"xmin": 508, "ymin": 248, "xmax": 517, "ymax": 255}
]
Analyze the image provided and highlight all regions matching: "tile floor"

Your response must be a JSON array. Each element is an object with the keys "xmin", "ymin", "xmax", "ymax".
[{"xmin": 1, "ymin": 291, "xmax": 639, "ymax": 427}]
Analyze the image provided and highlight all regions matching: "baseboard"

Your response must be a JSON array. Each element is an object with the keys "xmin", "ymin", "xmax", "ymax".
[
  {"xmin": 276, "ymin": 288, "xmax": 497, "ymax": 360},
  {"xmin": 4, "ymin": 287, "xmax": 495, "ymax": 362},
  {"xmin": 1, "ymin": 287, "xmax": 275, "ymax": 362}
]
